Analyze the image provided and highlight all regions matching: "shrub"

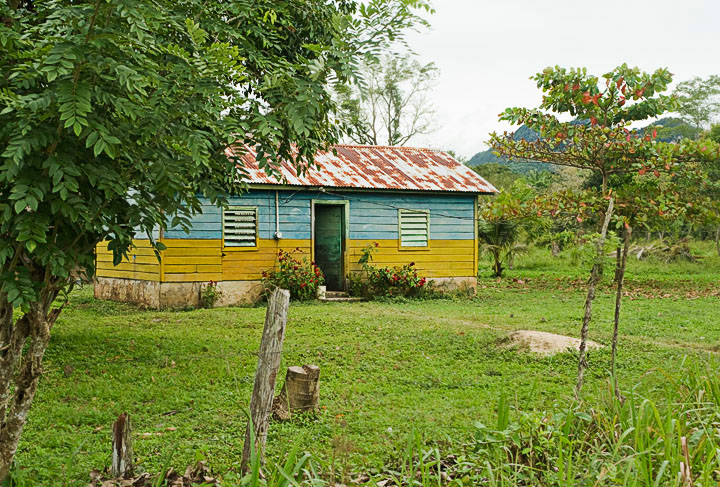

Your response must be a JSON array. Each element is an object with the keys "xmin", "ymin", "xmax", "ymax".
[
  {"xmin": 262, "ymin": 249, "xmax": 324, "ymax": 301},
  {"xmin": 200, "ymin": 280, "xmax": 222, "ymax": 308},
  {"xmin": 351, "ymin": 243, "xmax": 427, "ymax": 298}
]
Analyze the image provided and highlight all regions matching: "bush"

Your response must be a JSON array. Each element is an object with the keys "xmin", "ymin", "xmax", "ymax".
[
  {"xmin": 350, "ymin": 243, "xmax": 427, "ymax": 298},
  {"xmin": 200, "ymin": 280, "xmax": 222, "ymax": 308},
  {"xmin": 262, "ymin": 249, "xmax": 324, "ymax": 301}
]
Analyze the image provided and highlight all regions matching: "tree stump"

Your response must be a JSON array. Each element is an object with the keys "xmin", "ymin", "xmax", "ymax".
[
  {"xmin": 240, "ymin": 288, "xmax": 290, "ymax": 472},
  {"xmin": 111, "ymin": 413, "xmax": 133, "ymax": 478},
  {"xmin": 272, "ymin": 364, "xmax": 320, "ymax": 421}
]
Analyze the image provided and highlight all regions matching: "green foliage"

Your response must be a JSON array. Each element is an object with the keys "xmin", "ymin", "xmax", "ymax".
[
  {"xmin": 535, "ymin": 229, "xmax": 577, "ymax": 253},
  {"xmin": 200, "ymin": 280, "xmax": 222, "ymax": 309},
  {"xmin": 262, "ymin": 250, "xmax": 324, "ymax": 302},
  {"xmin": 350, "ymin": 242, "xmax": 428, "ymax": 298},
  {"xmin": 469, "ymin": 126, "xmax": 555, "ymax": 173},
  {"xmin": 471, "ymin": 163, "xmax": 522, "ymax": 191},
  {"xmin": 478, "ymin": 181, "xmax": 537, "ymax": 276},
  {"xmin": 0, "ymin": 0, "xmax": 430, "ymax": 310},
  {"xmin": 0, "ymin": 0, "xmax": 431, "ymax": 473},
  {"xmin": 490, "ymin": 64, "xmax": 720, "ymax": 251},
  {"xmin": 709, "ymin": 123, "xmax": 720, "ymax": 143},
  {"xmin": 568, "ymin": 231, "xmax": 620, "ymax": 268},
  {"xmin": 473, "ymin": 360, "xmax": 720, "ymax": 485},
  {"xmin": 647, "ymin": 116, "xmax": 703, "ymax": 141}
]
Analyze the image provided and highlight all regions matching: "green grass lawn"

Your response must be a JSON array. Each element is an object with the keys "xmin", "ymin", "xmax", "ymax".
[{"xmin": 17, "ymin": 246, "xmax": 720, "ymax": 484}]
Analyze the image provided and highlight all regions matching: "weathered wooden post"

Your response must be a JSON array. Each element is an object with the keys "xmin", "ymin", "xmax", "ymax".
[
  {"xmin": 272, "ymin": 364, "xmax": 321, "ymax": 420},
  {"xmin": 241, "ymin": 288, "xmax": 290, "ymax": 472},
  {"xmin": 111, "ymin": 412, "xmax": 133, "ymax": 478}
]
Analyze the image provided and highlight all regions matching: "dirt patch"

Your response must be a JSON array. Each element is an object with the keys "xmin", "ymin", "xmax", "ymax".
[{"xmin": 505, "ymin": 330, "xmax": 603, "ymax": 356}]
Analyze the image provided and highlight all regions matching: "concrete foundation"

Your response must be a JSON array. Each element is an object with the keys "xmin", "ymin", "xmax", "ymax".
[
  {"xmin": 427, "ymin": 276, "xmax": 477, "ymax": 294},
  {"xmin": 94, "ymin": 277, "xmax": 264, "ymax": 309},
  {"xmin": 94, "ymin": 275, "xmax": 476, "ymax": 309}
]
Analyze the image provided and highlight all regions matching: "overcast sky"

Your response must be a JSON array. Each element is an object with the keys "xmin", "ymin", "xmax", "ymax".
[{"xmin": 404, "ymin": 0, "xmax": 720, "ymax": 159}]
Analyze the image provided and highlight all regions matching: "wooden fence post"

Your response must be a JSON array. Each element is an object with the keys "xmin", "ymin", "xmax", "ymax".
[
  {"xmin": 111, "ymin": 412, "xmax": 133, "ymax": 478},
  {"xmin": 241, "ymin": 288, "xmax": 290, "ymax": 472}
]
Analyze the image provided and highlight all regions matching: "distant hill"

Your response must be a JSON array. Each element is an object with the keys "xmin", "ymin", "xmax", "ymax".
[
  {"xmin": 467, "ymin": 125, "xmax": 550, "ymax": 173},
  {"xmin": 642, "ymin": 117, "xmax": 701, "ymax": 141},
  {"xmin": 468, "ymin": 118, "xmax": 699, "ymax": 173}
]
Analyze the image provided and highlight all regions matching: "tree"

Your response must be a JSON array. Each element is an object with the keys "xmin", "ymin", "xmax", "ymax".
[
  {"xmin": 490, "ymin": 64, "xmax": 719, "ymax": 399},
  {"xmin": 711, "ymin": 124, "xmax": 720, "ymax": 143},
  {"xmin": 523, "ymin": 170, "xmax": 553, "ymax": 192},
  {"xmin": 0, "ymin": 0, "xmax": 430, "ymax": 478},
  {"xmin": 700, "ymin": 126, "xmax": 720, "ymax": 256},
  {"xmin": 335, "ymin": 54, "xmax": 439, "ymax": 146},
  {"xmin": 471, "ymin": 163, "xmax": 522, "ymax": 192},
  {"xmin": 477, "ymin": 181, "xmax": 536, "ymax": 277},
  {"xmin": 673, "ymin": 75, "xmax": 720, "ymax": 133}
]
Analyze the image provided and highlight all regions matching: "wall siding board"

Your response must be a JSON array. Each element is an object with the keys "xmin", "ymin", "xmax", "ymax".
[
  {"xmin": 96, "ymin": 239, "xmax": 161, "ymax": 281},
  {"xmin": 98, "ymin": 189, "xmax": 478, "ymax": 284},
  {"xmin": 164, "ymin": 189, "xmax": 476, "ymax": 242}
]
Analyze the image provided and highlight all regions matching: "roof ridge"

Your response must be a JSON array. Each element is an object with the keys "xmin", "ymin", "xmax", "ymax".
[{"xmin": 332, "ymin": 144, "xmax": 443, "ymax": 153}]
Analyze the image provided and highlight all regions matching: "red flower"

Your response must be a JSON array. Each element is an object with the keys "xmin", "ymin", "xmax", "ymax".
[
  {"xmin": 300, "ymin": 283, "xmax": 307, "ymax": 288},
  {"xmin": 374, "ymin": 242, "xmax": 379, "ymax": 247}
]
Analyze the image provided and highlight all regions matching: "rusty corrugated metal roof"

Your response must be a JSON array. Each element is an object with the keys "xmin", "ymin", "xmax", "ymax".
[{"xmin": 226, "ymin": 144, "xmax": 498, "ymax": 194}]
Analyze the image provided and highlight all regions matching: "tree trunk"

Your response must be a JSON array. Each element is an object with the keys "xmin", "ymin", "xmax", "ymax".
[
  {"xmin": 492, "ymin": 250, "xmax": 503, "ymax": 277},
  {"xmin": 111, "ymin": 413, "xmax": 134, "ymax": 478},
  {"xmin": 614, "ymin": 242, "xmax": 622, "ymax": 283},
  {"xmin": 0, "ymin": 290, "xmax": 61, "ymax": 481},
  {"xmin": 241, "ymin": 288, "xmax": 290, "ymax": 472},
  {"xmin": 715, "ymin": 226, "xmax": 720, "ymax": 258},
  {"xmin": 551, "ymin": 241, "xmax": 560, "ymax": 257},
  {"xmin": 575, "ymin": 197, "xmax": 614, "ymax": 401},
  {"xmin": 272, "ymin": 365, "xmax": 320, "ymax": 421},
  {"xmin": 611, "ymin": 225, "xmax": 632, "ymax": 400}
]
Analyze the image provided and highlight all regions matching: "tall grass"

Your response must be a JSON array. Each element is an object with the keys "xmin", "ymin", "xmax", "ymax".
[
  {"xmin": 424, "ymin": 358, "xmax": 719, "ymax": 486},
  {"xmin": 226, "ymin": 358, "xmax": 719, "ymax": 486}
]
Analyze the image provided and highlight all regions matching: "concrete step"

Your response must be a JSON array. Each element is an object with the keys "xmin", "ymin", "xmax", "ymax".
[
  {"xmin": 319, "ymin": 296, "xmax": 364, "ymax": 303},
  {"xmin": 325, "ymin": 291, "xmax": 348, "ymax": 298}
]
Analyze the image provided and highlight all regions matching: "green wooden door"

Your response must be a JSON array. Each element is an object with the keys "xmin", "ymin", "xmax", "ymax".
[{"xmin": 314, "ymin": 205, "xmax": 344, "ymax": 291}]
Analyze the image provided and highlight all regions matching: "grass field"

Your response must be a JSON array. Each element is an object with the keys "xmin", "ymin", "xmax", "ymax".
[{"xmin": 16, "ymin": 245, "xmax": 720, "ymax": 485}]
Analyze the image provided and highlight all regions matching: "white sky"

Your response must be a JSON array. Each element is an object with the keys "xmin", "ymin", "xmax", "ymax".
[{"xmin": 405, "ymin": 0, "xmax": 720, "ymax": 159}]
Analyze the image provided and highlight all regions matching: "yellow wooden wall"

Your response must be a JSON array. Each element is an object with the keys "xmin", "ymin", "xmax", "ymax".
[
  {"xmin": 95, "ymin": 240, "xmax": 161, "ymax": 281},
  {"xmin": 162, "ymin": 239, "xmax": 221, "ymax": 282},
  {"xmin": 221, "ymin": 239, "xmax": 311, "ymax": 281},
  {"xmin": 347, "ymin": 239, "xmax": 476, "ymax": 278},
  {"xmin": 96, "ymin": 238, "xmax": 475, "ymax": 282}
]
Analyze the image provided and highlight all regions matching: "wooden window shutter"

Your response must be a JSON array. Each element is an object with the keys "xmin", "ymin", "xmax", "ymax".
[
  {"xmin": 399, "ymin": 210, "xmax": 429, "ymax": 247},
  {"xmin": 223, "ymin": 206, "xmax": 258, "ymax": 247}
]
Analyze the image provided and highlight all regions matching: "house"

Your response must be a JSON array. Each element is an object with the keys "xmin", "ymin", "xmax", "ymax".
[{"xmin": 94, "ymin": 145, "xmax": 497, "ymax": 307}]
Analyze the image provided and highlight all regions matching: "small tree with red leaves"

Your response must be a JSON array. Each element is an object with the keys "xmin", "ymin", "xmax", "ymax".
[{"xmin": 490, "ymin": 64, "xmax": 720, "ymax": 399}]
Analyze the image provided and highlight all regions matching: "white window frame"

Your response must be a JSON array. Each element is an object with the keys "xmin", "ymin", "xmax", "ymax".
[
  {"xmin": 398, "ymin": 209, "xmax": 430, "ymax": 248},
  {"xmin": 222, "ymin": 206, "xmax": 258, "ymax": 249}
]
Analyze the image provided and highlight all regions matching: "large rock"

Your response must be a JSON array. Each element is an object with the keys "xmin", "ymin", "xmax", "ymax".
[{"xmin": 507, "ymin": 330, "xmax": 603, "ymax": 356}]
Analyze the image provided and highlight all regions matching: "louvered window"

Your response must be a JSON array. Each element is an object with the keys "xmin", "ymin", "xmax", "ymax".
[
  {"xmin": 223, "ymin": 206, "xmax": 258, "ymax": 247},
  {"xmin": 399, "ymin": 210, "xmax": 429, "ymax": 247}
]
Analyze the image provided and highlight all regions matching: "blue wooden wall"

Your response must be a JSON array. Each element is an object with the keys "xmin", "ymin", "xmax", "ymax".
[{"xmin": 164, "ymin": 189, "xmax": 476, "ymax": 241}]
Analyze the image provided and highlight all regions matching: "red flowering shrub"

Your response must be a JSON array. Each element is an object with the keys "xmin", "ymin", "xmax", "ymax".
[
  {"xmin": 200, "ymin": 279, "xmax": 222, "ymax": 308},
  {"xmin": 262, "ymin": 249, "xmax": 324, "ymax": 301},
  {"xmin": 351, "ymin": 242, "xmax": 427, "ymax": 298}
]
